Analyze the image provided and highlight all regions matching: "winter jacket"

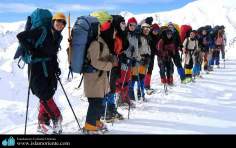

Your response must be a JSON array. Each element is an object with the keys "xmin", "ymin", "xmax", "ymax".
[
  {"xmin": 183, "ymin": 37, "xmax": 200, "ymax": 65},
  {"xmin": 149, "ymin": 34, "xmax": 161, "ymax": 56},
  {"xmin": 83, "ymin": 37, "xmax": 113, "ymax": 98},
  {"xmin": 17, "ymin": 27, "xmax": 62, "ymax": 100},
  {"xmin": 139, "ymin": 35, "xmax": 151, "ymax": 57},
  {"xmin": 183, "ymin": 37, "xmax": 199, "ymax": 52},
  {"xmin": 198, "ymin": 35, "xmax": 211, "ymax": 52},
  {"xmin": 157, "ymin": 39, "xmax": 177, "ymax": 61},
  {"xmin": 172, "ymin": 29, "xmax": 182, "ymax": 49},
  {"xmin": 125, "ymin": 32, "xmax": 141, "ymax": 62}
]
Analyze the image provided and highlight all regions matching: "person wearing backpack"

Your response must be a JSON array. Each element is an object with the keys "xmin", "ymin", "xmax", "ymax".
[
  {"xmin": 144, "ymin": 23, "xmax": 161, "ymax": 92},
  {"xmin": 17, "ymin": 12, "xmax": 67, "ymax": 134},
  {"xmin": 157, "ymin": 29, "xmax": 176, "ymax": 86},
  {"xmin": 198, "ymin": 28, "xmax": 211, "ymax": 73},
  {"xmin": 182, "ymin": 30, "xmax": 200, "ymax": 82},
  {"xmin": 99, "ymin": 15, "xmax": 127, "ymax": 122},
  {"xmin": 167, "ymin": 22, "xmax": 186, "ymax": 83},
  {"xmin": 82, "ymin": 19, "xmax": 118, "ymax": 134},
  {"xmin": 211, "ymin": 29, "xmax": 224, "ymax": 68}
]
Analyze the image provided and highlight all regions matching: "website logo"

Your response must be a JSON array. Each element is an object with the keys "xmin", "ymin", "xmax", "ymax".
[{"xmin": 2, "ymin": 136, "xmax": 15, "ymax": 147}]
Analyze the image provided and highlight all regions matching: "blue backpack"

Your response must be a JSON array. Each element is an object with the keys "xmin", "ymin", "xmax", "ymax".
[
  {"xmin": 14, "ymin": 8, "xmax": 53, "ymax": 76},
  {"xmin": 70, "ymin": 16, "xmax": 100, "ymax": 74}
]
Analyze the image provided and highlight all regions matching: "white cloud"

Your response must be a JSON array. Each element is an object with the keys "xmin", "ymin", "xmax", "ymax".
[
  {"xmin": 52, "ymin": 3, "xmax": 118, "ymax": 12},
  {"xmin": 0, "ymin": 3, "xmax": 37, "ymax": 13},
  {"xmin": 103, "ymin": 0, "xmax": 176, "ymax": 4},
  {"xmin": 0, "ymin": 2, "xmax": 117, "ymax": 13}
]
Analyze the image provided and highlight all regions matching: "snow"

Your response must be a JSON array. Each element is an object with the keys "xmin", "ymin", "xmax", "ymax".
[{"xmin": 1, "ymin": 0, "xmax": 236, "ymax": 134}]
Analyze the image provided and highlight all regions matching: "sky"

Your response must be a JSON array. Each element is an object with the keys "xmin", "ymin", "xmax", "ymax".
[{"xmin": 0, "ymin": 0, "xmax": 196, "ymax": 22}]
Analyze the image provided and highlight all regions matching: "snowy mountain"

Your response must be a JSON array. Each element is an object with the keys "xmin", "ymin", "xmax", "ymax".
[
  {"xmin": 0, "ymin": 0, "xmax": 236, "ymax": 134},
  {"xmin": 120, "ymin": 0, "xmax": 236, "ymax": 57}
]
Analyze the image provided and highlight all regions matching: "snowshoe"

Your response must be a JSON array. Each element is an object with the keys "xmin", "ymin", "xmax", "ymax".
[
  {"xmin": 146, "ymin": 88, "xmax": 155, "ymax": 95},
  {"xmin": 82, "ymin": 128, "xmax": 105, "ymax": 135},
  {"xmin": 52, "ymin": 118, "xmax": 63, "ymax": 134},
  {"xmin": 96, "ymin": 121, "xmax": 109, "ymax": 132},
  {"xmin": 37, "ymin": 124, "xmax": 55, "ymax": 135}
]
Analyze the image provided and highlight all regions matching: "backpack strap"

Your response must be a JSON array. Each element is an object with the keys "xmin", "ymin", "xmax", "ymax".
[
  {"xmin": 98, "ymin": 42, "xmax": 104, "ymax": 77},
  {"xmin": 185, "ymin": 38, "xmax": 189, "ymax": 51},
  {"xmin": 42, "ymin": 61, "xmax": 48, "ymax": 77}
]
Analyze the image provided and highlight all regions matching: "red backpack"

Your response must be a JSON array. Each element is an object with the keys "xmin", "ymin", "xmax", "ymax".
[{"xmin": 180, "ymin": 25, "xmax": 192, "ymax": 44}]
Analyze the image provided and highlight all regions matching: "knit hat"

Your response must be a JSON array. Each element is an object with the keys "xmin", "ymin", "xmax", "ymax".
[
  {"xmin": 168, "ymin": 22, "xmax": 174, "ymax": 27},
  {"xmin": 128, "ymin": 17, "xmax": 137, "ymax": 24},
  {"xmin": 151, "ymin": 23, "xmax": 160, "ymax": 30},
  {"xmin": 90, "ymin": 10, "xmax": 112, "ymax": 25}
]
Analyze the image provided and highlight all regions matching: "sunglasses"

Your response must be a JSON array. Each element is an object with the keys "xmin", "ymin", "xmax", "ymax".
[
  {"xmin": 56, "ymin": 19, "xmax": 66, "ymax": 25},
  {"xmin": 143, "ymin": 27, "xmax": 150, "ymax": 30},
  {"xmin": 153, "ymin": 29, "xmax": 160, "ymax": 33},
  {"xmin": 129, "ymin": 23, "xmax": 137, "ymax": 27}
]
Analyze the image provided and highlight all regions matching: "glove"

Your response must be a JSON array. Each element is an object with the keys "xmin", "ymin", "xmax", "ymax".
[
  {"xmin": 145, "ymin": 17, "xmax": 153, "ymax": 25},
  {"xmin": 56, "ymin": 67, "xmax": 61, "ymax": 78}
]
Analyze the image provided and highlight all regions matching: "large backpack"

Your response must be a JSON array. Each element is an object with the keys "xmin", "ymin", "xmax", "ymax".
[
  {"xmin": 14, "ymin": 8, "xmax": 52, "ymax": 70},
  {"xmin": 180, "ymin": 25, "xmax": 192, "ymax": 44},
  {"xmin": 70, "ymin": 16, "xmax": 100, "ymax": 74}
]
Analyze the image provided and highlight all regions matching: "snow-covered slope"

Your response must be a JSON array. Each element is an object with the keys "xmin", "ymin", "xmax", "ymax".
[
  {"xmin": 120, "ymin": 0, "xmax": 236, "ymax": 57},
  {"xmin": 1, "ymin": 0, "xmax": 236, "ymax": 134}
]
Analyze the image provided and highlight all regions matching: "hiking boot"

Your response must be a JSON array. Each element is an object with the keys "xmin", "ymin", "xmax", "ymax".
[
  {"xmin": 142, "ymin": 96, "xmax": 148, "ymax": 102},
  {"xmin": 181, "ymin": 78, "xmax": 188, "ymax": 84},
  {"xmin": 167, "ymin": 76, "xmax": 173, "ymax": 86},
  {"xmin": 113, "ymin": 111, "xmax": 124, "ymax": 120},
  {"xmin": 82, "ymin": 123, "xmax": 104, "ymax": 135},
  {"xmin": 161, "ymin": 77, "xmax": 167, "ymax": 84}
]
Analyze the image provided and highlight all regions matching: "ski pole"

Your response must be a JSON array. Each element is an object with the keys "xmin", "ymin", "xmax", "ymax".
[
  {"xmin": 24, "ymin": 66, "xmax": 31, "ymax": 135},
  {"xmin": 164, "ymin": 83, "xmax": 168, "ymax": 95},
  {"xmin": 67, "ymin": 12, "xmax": 73, "ymax": 81},
  {"xmin": 103, "ymin": 69, "xmax": 112, "ymax": 123},
  {"xmin": 77, "ymin": 76, "xmax": 83, "ymax": 89},
  {"xmin": 56, "ymin": 75, "xmax": 82, "ymax": 131}
]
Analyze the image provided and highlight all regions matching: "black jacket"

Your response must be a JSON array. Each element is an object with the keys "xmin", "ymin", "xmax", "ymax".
[{"xmin": 17, "ymin": 27, "xmax": 63, "ymax": 100}]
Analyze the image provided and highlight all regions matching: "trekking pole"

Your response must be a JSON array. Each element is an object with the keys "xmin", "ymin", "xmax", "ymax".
[
  {"xmin": 67, "ymin": 12, "xmax": 73, "ymax": 81},
  {"xmin": 77, "ymin": 76, "xmax": 83, "ymax": 89},
  {"xmin": 164, "ymin": 83, "xmax": 168, "ymax": 95},
  {"xmin": 103, "ymin": 69, "xmax": 112, "ymax": 123},
  {"xmin": 123, "ymin": 59, "xmax": 133, "ymax": 120},
  {"xmin": 223, "ymin": 49, "xmax": 226, "ymax": 69},
  {"xmin": 136, "ymin": 62, "xmax": 144, "ymax": 101},
  {"xmin": 24, "ymin": 66, "xmax": 31, "ymax": 135},
  {"xmin": 56, "ymin": 75, "xmax": 82, "ymax": 131}
]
